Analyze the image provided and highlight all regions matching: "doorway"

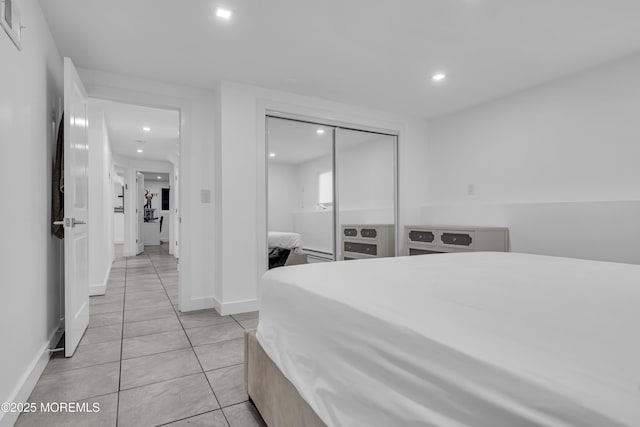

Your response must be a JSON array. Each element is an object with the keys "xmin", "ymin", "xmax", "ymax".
[
  {"xmin": 138, "ymin": 171, "xmax": 173, "ymax": 251},
  {"xmin": 85, "ymin": 97, "xmax": 181, "ymax": 312},
  {"xmin": 90, "ymin": 99, "xmax": 180, "ymax": 261},
  {"xmin": 113, "ymin": 168, "xmax": 125, "ymax": 258}
]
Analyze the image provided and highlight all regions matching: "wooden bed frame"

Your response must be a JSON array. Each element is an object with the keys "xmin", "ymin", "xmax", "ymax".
[{"xmin": 244, "ymin": 329, "xmax": 326, "ymax": 427}]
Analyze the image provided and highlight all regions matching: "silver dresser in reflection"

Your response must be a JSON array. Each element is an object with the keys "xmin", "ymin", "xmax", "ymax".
[
  {"xmin": 405, "ymin": 225, "xmax": 509, "ymax": 255},
  {"xmin": 341, "ymin": 224, "xmax": 395, "ymax": 260}
]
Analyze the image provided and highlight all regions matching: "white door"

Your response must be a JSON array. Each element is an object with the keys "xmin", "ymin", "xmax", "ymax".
[
  {"xmin": 63, "ymin": 58, "xmax": 90, "ymax": 357},
  {"xmin": 137, "ymin": 172, "xmax": 144, "ymax": 254}
]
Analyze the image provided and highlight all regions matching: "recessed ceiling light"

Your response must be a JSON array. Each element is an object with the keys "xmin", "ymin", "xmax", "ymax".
[
  {"xmin": 269, "ymin": 153, "xmax": 276, "ymax": 158},
  {"xmin": 216, "ymin": 7, "xmax": 232, "ymax": 19},
  {"xmin": 137, "ymin": 149, "xmax": 143, "ymax": 153},
  {"xmin": 431, "ymin": 73, "xmax": 447, "ymax": 82},
  {"xmin": 143, "ymin": 126, "xmax": 151, "ymax": 132},
  {"xmin": 157, "ymin": 176, "xmax": 162, "ymax": 179},
  {"xmin": 316, "ymin": 129, "xmax": 325, "ymax": 134}
]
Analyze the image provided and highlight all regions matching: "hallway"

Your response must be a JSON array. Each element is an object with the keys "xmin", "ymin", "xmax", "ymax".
[{"xmin": 17, "ymin": 245, "xmax": 264, "ymax": 427}]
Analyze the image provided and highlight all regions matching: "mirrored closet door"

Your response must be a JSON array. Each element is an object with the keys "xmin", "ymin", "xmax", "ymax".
[
  {"xmin": 267, "ymin": 117, "xmax": 335, "ymax": 266},
  {"xmin": 336, "ymin": 129, "xmax": 396, "ymax": 261},
  {"xmin": 266, "ymin": 116, "xmax": 397, "ymax": 269}
]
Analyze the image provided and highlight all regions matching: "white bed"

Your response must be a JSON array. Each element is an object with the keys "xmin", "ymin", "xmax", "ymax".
[
  {"xmin": 268, "ymin": 231, "xmax": 302, "ymax": 253},
  {"xmin": 257, "ymin": 252, "xmax": 640, "ymax": 427}
]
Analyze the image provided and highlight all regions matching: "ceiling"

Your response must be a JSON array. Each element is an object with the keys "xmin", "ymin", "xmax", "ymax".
[
  {"xmin": 90, "ymin": 99, "xmax": 179, "ymax": 162},
  {"xmin": 40, "ymin": 0, "xmax": 640, "ymax": 118},
  {"xmin": 267, "ymin": 117, "xmax": 391, "ymax": 165},
  {"xmin": 268, "ymin": 119, "xmax": 333, "ymax": 164},
  {"xmin": 142, "ymin": 172, "xmax": 170, "ymax": 182}
]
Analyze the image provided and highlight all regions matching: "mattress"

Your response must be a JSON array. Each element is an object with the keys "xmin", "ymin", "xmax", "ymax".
[
  {"xmin": 257, "ymin": 252, "xmax": 640, "ymax": 427},
  {"xmin": 268, "ymin": 231, "xmax": 302, "ymax": 252}
]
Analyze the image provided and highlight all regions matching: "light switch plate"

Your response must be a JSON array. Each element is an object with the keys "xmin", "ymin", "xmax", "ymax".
[{"xmin": 201, "ymin": 189, "xmax": 211, "ymax": 204}]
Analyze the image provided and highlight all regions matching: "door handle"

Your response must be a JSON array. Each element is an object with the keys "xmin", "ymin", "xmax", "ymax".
[{"xmin": 53, "ymin": 218, "xmax": 87, "ymax": 227}]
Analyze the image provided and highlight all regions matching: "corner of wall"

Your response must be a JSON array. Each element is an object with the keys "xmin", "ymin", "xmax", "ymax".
[{"xmin": 89, "ymin": 262, "xmax": 111, "ymax": 296}]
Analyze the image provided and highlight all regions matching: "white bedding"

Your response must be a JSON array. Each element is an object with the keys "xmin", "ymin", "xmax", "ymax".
[
  {"xmin": 268, "ymin": 231, "xmax": 302, "ymax": 252},
  {"xmin": 257, "ymin": 252, "xmax": 640, "ymax": 427}
]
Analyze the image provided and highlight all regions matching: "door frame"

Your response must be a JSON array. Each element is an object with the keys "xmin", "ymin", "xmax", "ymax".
[
  {"xmin": 79, "ymin": 87, "xmax": 185, "ymax": 309},
  {"xmin": 132, "ymin": 168, "xmax": 177, "ymax": 254},
  {"xmin": 261, "ymin": 110, "xmax": 400, "ymax": 276},
  {"xmin": 136, "ymin": 171, "xmax": 145, "ymax": 254}
]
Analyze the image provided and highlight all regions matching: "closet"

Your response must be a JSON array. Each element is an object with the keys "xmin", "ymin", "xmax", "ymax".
[{"xmin": 266, "ymin": 116, "xmax": 397, "ymax": 266}]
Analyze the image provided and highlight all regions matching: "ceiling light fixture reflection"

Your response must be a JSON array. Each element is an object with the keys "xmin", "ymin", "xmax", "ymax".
[
  {"xmin": 143, "ymin": 126, "xmax": 151, "ymax": 132},
  {"xmin": 216, "ymin": 7, "xmax": 232, "ymax": 19},
  {"xmin": 157, "ymin": 176, "xmax": 162, "ymax": 179},
  {"xmin": 137, "ymin": 149, "xmax": 143, "ymax": 153},
  {"xmin": 431, "ymin": 73, "xmax": 447, "ymax": 82},
  {"xmin": 316, "ymin": 129, "xmax": 325, "ymax": 134},
  {"xmin": 269, "ymin": 153, "xmax": 276, "ymax": 158}
]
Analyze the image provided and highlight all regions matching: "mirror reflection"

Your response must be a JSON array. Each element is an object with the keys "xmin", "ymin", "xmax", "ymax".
[{"xmin": 266, "ymin": 117, "xmax": 397, "ymax": 269}]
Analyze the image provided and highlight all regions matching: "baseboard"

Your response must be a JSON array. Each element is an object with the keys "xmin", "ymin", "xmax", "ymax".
[
  {"xmin": 178, "ymin": 295, "xmax": 217, "ymax": 313},
  {"xmin": 219, "ymin": 298, "xmax": 259, "ymax": 316},
  {"xmin": 89, "ymin": 263, "xmax": 112, "ymax": 296},
  {"xmin": 0, "ymin": 322, "xmax": 60, "ymax": 427},
  {"xmin": 211, "ymin": 296, "xmax": 259, "ymax": 315},
  {"xmin": 178, "ymin": 295, "xmax": 258, "ymax": 316},
  {"xmin": 89, "ymin": 283, "xmax": 106, "ymax": 296},
  {"xmin": 211, "ymin": 296, "xmax": 223, "ymax": 313}
]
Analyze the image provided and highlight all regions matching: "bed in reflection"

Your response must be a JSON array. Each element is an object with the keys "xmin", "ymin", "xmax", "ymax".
[
  {"xmin": 267, "ymin": 231, "xmax": 305, "ymax": 269},
  {"xmin": 268, "ymin": 231, "xmax": 302, "ymax": 253}
]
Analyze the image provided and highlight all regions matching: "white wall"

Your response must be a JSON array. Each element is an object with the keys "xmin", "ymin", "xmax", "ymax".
[
  {"xmin": 0, "ymin": 0, "xmax": 63, "ymax": 425},
  {"xmin": 293, "ymin": 211, "xmax": 334, "ymax": 254},
  {"xmin": 215, "ymin": 81, "xmax": 429, "ymax": 314},
  {"xmin": 297, "ymin": 153, "xmax": 333, "ymax": 212},
  {"xmin": 340, "ymin": 137, "xmax": 395, "ymax": 209},
  {"xmin": 337, "ymin": 135, "xmax": 395, "ymax": 219},
  {"xmin": 293, "ymin": 154, "xmax": 334, "ymax": 253},
  {"xmin": 267, "ymin": 163, "xmax": 298, "ymax": 232},
  {"xmin": 88, "ymin": 107, "xmax": 113, "ymax": 295},
  {"xmin": 425, "ymin": 53, "xmax": 640, "ymax": 264},
  {"xmin": 114, "ymin": 212, "xmax": 125, "ymax": 243}
]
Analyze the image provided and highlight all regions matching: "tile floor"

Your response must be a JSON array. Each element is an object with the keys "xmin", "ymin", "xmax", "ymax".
[{"xmin": 17, "ymin": 244, "xmax": 266, "ymax": 427}]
